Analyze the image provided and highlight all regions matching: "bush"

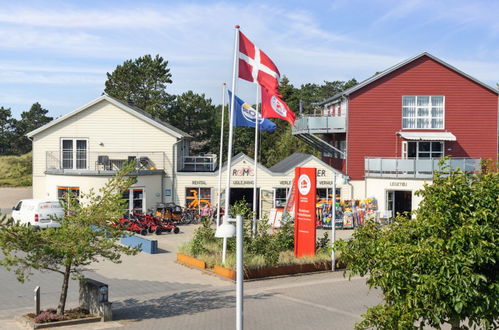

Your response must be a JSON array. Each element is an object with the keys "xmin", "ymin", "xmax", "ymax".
[{"xmin": 34, "ymin": 311, "xmax": 64, "ymax": 323}]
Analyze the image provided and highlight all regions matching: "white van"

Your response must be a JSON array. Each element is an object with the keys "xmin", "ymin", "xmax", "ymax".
[{"xmin": 11, "ymin": 199, "xmax": 64, "ymax": 229}]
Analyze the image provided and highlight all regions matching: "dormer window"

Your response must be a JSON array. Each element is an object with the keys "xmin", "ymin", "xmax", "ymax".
[{"xmin": 402, "ymin": 96, "xmax": 444, "ymax": 129}]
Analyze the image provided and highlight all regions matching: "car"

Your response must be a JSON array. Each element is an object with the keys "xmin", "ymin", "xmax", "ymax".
[{"xmin": 11, "ymin": 199, "xmax": 64, "ymax": 229}]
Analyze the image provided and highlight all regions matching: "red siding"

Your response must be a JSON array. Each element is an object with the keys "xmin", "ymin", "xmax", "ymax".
[{"xmin": 346, "ymin": 56, "xmax": 498, "ymax": 180}]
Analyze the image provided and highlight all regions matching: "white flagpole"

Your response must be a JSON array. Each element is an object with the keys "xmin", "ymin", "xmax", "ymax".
[
  {"xmin": 224, "ymin": 25, "xmax": 240, "ymax": 219},
  {"xmin": 252, "ymin": 84, "xmax": 260, "ymax": 236},
  {"xmin": 216, "ymin": 83, "xmax": 227, "ymax": 228},
  {"xmin": 221, "ymin": 25, "xmax": 240, "ymax": 266}
]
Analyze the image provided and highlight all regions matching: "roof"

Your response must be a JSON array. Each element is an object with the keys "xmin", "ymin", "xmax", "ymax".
[
  {"xmin": 26, "ymin": 95, "xmax": 191, "ymax": 139},
  {"xmin": 398, "ymin": 131, "xmax": 457, "ymax": 141},
  {"xmin": 269, "ymin": 152, "xmax": 311, "ymax": 173},
  {"xmin": 219, "ymin": 153, "xmax": 275, "ymax": 176},
  {"xmin": 318, "ymin": 52, "xmax": 499, "ymax": 106},
  {"xmin": 269, "ymin": 152, "xmax": 345, "ymax": 177}
]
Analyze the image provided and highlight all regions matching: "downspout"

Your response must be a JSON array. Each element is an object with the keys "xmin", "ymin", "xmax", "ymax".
[{"xmin": 172, "ymin": 139, "xmax": 182, "ymax": 205}]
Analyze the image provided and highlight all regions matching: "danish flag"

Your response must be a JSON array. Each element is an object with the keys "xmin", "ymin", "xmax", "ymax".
[{"xmin": 238, "ymin": 31, "xmax": 280, "ymax": 94}]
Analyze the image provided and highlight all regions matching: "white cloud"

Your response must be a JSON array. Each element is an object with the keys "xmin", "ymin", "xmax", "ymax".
[{"xmin": 0, "ymin": 0, "xmax": 496, "ymax": 117}]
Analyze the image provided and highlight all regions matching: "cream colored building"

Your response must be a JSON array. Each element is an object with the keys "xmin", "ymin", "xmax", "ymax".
[
  {"xmin": 27, "ymin": 95, "xmax": 193, "ymax": 213},
  {"xmin": 27, "ymin": 95, "xmax": 348, "ymax": 217},
  {"xmin": 177, "ymin": 152, "xmax": 348, "ymax": 217}
]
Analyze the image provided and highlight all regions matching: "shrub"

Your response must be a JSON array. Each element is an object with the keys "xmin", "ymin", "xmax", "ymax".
[{"xmin": 34, "ymin": 311, "xmax": 64, "ymax": 323}]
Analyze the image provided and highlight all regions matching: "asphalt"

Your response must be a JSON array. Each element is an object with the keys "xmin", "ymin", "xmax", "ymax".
[{"xmin": 0, "ymin": 224, "xmax": 380, "ymax": 329}]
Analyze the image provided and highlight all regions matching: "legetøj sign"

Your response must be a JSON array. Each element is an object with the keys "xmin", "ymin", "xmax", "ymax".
[{"xmin": 294, "ymin": 167, "xmax": 317, "ymax": 257}]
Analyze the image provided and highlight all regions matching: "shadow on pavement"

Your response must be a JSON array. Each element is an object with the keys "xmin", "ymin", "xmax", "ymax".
[{"xmin": 112, "ymin": 289, "xmax": 274, "ymax": 321}]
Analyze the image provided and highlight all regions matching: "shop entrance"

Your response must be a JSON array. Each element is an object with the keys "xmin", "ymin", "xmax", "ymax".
[
  {"xmin": 387, "ymin": 190, "xmax": 412, "ymax": 217},
  {"xmin": 229, "ymin": 188, "xmax": 260, "ymax": 218}
]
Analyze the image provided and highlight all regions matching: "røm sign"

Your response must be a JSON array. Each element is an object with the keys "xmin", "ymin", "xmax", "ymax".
[{"xmin": 294, "ymin": 167, "xmax": 317, "ymax": 258}]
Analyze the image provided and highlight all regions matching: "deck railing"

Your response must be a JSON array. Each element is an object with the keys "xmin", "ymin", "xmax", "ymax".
[
  {"xmin": 364, "ymin": 157, "xmax": 481, "ymax": 179},
  {"xmin": 46, "ymin": 151, "xmax": 166, "ymax": 173}
]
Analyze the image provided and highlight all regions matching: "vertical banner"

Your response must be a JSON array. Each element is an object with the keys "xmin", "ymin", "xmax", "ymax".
[{"xmin": 294, "ymin": 167, "xmax": 317, "ymax": 257}]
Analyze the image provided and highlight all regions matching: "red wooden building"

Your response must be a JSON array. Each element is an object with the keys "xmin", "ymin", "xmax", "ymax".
[{"xmin": 293, "ymin": 52, "xmax": 498, "ymax": 216}]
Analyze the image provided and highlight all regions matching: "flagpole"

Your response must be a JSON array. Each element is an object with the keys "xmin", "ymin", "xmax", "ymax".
[
  {"xmin": 216, "ymin": 82, "xmax": 227, "ymax": 228},
  {"xmin": 252, "ymin": 84, "xmax": 260, "ymax": 236},
  {"xmin": 224, "ymin": 25, "xmax": 240, "ymax": 220}
]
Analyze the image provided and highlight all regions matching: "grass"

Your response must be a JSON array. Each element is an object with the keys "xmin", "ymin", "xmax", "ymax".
[
  {"xmin": 0, "ymin": 153, "xmax": 32, "ymax": 187},
  {"xmin": 181, "ymin": 240, "xmax": 333, "ymax": 271}
]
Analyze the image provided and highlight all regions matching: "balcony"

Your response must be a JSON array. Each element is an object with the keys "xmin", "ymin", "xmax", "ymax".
[
  {"xmin": 179, "ymin": 154, "xmax": 217, "ymax": 172},
  {"xmin": 292, "ymin": 115, "xmax": 346, "ymax": 135},
  {"xmin": 46, "ymin": 151, "xmax": 166, "ymax": 175},
  {"xmin": 364, "ymin": 157, "xmax": 481, "ymax": 179}
]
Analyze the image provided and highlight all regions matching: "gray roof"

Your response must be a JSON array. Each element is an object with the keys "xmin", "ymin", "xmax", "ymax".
[
  {"xmin": 269, "ymin": 152, "xmax": 314, "ymax": 173},
  {"xmin": 318, "ymin": 52, "xmax": 499, "ymax": 106},
  {"xmin": 27, "ymin": 95, "xmax": 191, "ymax": 139}
]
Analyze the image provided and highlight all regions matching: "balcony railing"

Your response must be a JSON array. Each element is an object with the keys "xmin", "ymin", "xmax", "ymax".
[
  {"xmin": 179, "ymin": 154, "xmax": 217, "ymax": 172},
  {"xmin": 293, "ymin": 115, "xmax": 346, "ymax": 135},
  {"xmin": 365, "ymin": 157, "xmax": 481, "ymax": 179},
  {"xmin": 46, "ymin": 151, "xmax": 166, "ymax": 174}
]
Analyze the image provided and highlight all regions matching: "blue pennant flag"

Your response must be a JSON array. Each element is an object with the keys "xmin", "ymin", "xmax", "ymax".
[{"xmin": 228, "ymin": 90, "xmax": 276, "ymax": 132}]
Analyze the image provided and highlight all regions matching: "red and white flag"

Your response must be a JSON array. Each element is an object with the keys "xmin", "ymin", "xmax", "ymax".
[
  {"xmin": 238, "ymin": 31, "xmax": 280, "ymax": 95},
  {"xmin": 261, "ymin": 87, "xmax": 296, "ymax": 126}
]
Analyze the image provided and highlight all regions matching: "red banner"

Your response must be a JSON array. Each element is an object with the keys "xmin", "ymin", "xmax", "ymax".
[{"xmin": 294, "ymin": 167, "xmax": 316, "ymax": 257}]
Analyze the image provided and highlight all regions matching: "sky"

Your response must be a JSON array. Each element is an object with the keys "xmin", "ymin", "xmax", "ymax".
[{"xmin": 1, "ymin": 0, "xmax": 498, "ymax": 118}]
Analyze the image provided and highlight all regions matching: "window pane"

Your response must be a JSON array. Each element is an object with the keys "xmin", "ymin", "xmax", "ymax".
[
  {"xmin": 402, "ymin": 96, "xmax": 415, "ymax": 106},
  {"xmin": 431, "ymin": 107, "xmax": 443, "ymax": 117},
  {"xmin": 417, "ymin": 119, "xmax": 429, "ymax": 128},
  {"xmin": 407, "ymin": 142, "xmax": 417, "ymax": 158},
  {"xmin": 431, "ymin": 119, "xmax": 443, "ymax": 128},
  {"xmin": 417, "ymin": 96, "xmax": 429, "ymax": 106},
  {"xmin": 402, "ymin": 107, "xmax": 415, "ymax": 117},
  {"xmin": 62, "ymin": 140, "xmax": 73, "ymax": 169},
  {"xmin": 431, "ymin": 142, "xmax": 442, "ymax": 151},
  {"xmin": 417, "ymin": 107, "xmax": 429, "ymax": 117},
  {"xmin": 419, "ymin": 142, "xmax": 431, "ymax": 151},
  {"xmin": 431, "ymin": 96, "xmax": 443, "ymax": 106},
  {"xmin": 76, "ymin": 140, "xmax": 87, "ymax": 169},
  {"xmin": 403, "ymin": 118, "xmax": 415, "ymax": 129},
  {"xmin": 418, "ymin": 152, "xmax": 430, "ymax": 158}
]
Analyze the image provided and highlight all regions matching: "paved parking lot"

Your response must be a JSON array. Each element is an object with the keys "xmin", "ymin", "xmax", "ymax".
[{"xmin": 0, "ymin": 223, "xmax": 378, "ymax": 329}]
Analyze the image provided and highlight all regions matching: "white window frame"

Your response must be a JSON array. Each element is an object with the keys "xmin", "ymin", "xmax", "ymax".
[
  {"xmin": 402, "ymin": 96, "xmax": 445, "ymax": 130},
  {"xmin": 60, "ymin": 138, "xmax": 89, "ymax": 170},
  {"xmin": 402, "ymin": 141, "xmax": 445, "ymax": 159}
]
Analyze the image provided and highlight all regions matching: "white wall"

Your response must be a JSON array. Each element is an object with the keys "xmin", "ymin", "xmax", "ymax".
[
  {"xmin": 32, "ymin": 99, "xmax": 179, "ymax": 200},
  {"xmin": 365, "ymin": 178, "xmax": 431, "ymax": 216},
  {"xmin": 43, "ymin": 174, "xmax": 163, "ymax": 211}
]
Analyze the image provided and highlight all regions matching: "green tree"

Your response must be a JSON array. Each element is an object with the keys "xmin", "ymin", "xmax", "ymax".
[
  {"xmin": 335, "ymin": 163, "xmax": 499, "ymax": 329},
  {"xmin": 12, "ymin": 102, "xmax": 53, "ymax": 155},
  {"xmin": 104, "ymin": 54, "xmax": 174, "ymax": 118},
  {"xmin": 0, "ymin": 106, "xmax": 15, "ymax": 155},
  {"xmin": 168, "ymin": 91, "xmax": 217, "ymax": 153},
  {"xmin": 0, "ymin": 167, "xmax": 139, "ymax": 315}
]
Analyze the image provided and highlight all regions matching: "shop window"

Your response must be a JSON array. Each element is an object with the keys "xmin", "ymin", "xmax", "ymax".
[
  {"xmin": 404, "ymin": 141, "xmax": 444, "ymax": 159},
  {"xmin": 402, "ymin": 96, "xmax": 444, "ymax": 129},
  {"xmin": 274, "ymin": 188, "xmax": 289, "ymax": 207},
  {"xmin": 122, "ymin": 189, "xmax": 144, "ymax": 214},
  {"xmin": 61, "ymin": 138, "xmax": 88, "ymax": 169},
  {"xmin": 57, "ymin": 186, "xmax": 80, "ymax": 206},
  {"xmin": 316, "ymin": 188, "xmax": 341, "ymax": 204},
  {"xmin": 185, "ymin": 187, "xmax": 212, "ymax": 210}
]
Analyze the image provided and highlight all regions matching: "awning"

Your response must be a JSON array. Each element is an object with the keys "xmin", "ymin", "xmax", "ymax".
[{"xmin": 397, "ymin": 131, "xmax": 456, "ymax": 141}]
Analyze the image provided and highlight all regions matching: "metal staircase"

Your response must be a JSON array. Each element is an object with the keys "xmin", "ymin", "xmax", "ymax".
[{"xmin": 292, "ymin": 115, "xmax": 345, "ymax": 157}]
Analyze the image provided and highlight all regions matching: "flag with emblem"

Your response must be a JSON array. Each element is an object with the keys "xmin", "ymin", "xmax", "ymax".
[
  {"xmin": 228, "ymin": 90, "xmax": 276, "ymax": 132},
  {"xmin": 260, "ymin": 87, "xmax": 296, "ymax": 126}
]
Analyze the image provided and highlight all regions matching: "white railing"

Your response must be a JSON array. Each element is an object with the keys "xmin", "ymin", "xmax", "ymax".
[
  {"xmin": 180, "ymin": 154, "xmax": 217, "ymax": 172},
  {"xmin": 293, "ymin": 116, "xmax": 346, "ymax": 134},
  {"xmin": 365, "ymin": 157, "xmax": 481, "ymax": 179}
]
